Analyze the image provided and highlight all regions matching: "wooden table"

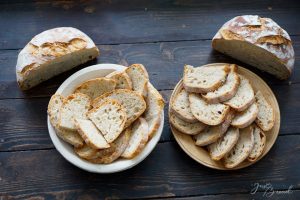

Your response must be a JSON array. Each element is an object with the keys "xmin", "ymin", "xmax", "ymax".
[{"xmin": 0, "ymin": 0, "xmax": 299, "ymax": 199}]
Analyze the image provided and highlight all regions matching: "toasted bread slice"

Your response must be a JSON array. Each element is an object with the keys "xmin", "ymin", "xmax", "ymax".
[
  {"xmin": 202, "ymin": 64, "xmax": 240, "ymax": 103},
  {"xmin": 224, "ymin": 75, "xmax": 255, "ymax": 111},
  {"xmin": 194, "ymin": 110, "xmax": 234, "ymax": 146},
  {"xmin": 208, "ymin": 127, "xmax": 239, "ymax": 161},
  {"xmin": 169, "ymin": 112, "xmax": 206, "ymax": 135},
  {"xmin": 58, "ymin": 93, "xmax": 91, "ymax": 131},
  {"xmin": 74, "ymin": 78, "xmax": 116, "ymax": 99},
  {"xmin": 122, "ymin": 118, "xmax": 149, "ymax": 159},
  {"xmin": 171, "ymin": 88, "xmax": 197, "ymax": 123},
  {"xmin": 74, "ymin": 144, "xmax": 98, "ymax": 160},
  {"xmin": 248, "ymin": 124, "xmax": 266, "ymax": 162},
  {"xmin": 88, "ymin": 99, "xmax": 127, "ymax": 143},
  {"xmin": 183, "ymin": 64, "xmax": 230, "ymax": 93},
  {"xmin": 125, "ymin": 64, "xmax": 149, "ymax": 96},
  {"xmin": 143, "ymin": 83, "xmax": 165, "ymax": 138},
  {"xmin": 224, "ymin": 126, "xmax": 254, "ymax": 168},
  {"xmin": 231, "ymin": 102, "xmax": 258, "ymax": 128},
  {"xmin": 74, "ymin": 119, "xmax": 110, "ymax": 149},
  {"xmin": 106, "ymin": 70, "xmax": 132, "ymax": 90},
  {"xmin": 88, "ymin": 127, "xmax": 131, "ymax": 164},
  {"xmin": 93, "ymin": 89, "xmax": 146, "ymax": 128},
  {"xmin": 255, "ymin": 91, "xmax": 275, "ymax": 131},
  {"xmin": 189, "ymin": 93, "xmax": 230, "ymax": 126}
]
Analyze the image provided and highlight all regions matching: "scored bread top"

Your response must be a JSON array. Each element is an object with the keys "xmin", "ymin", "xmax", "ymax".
[
  {"xmin": 125, "ymin": 64, "xmax": 149, "ymax": 97},
  {"xmin": 106, "ymin": 70, "xmax": 133, "ymax": 90},
  {"xmin": 255, "ymin": 91, "xmax": 275, "ymax": 131},
  {"xmin": 231, "ymin": 102, "xmax": 258, "ymax": 128}
]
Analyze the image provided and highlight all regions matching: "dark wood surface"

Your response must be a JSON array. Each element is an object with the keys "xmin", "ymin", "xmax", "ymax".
[{"xmin": 0, "ymin": 0, "xmax": 299, "ymax": 199}]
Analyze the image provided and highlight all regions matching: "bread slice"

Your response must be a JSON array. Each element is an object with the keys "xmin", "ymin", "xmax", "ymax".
[
  {"xmin": 88, "ymin": 127, "xmax": 131, "ymax": 164},
  {"xmin": 125, "ymin": 64, "xmax": 149, "ymax": 96},
  {"xmin": 202, "ymin": 64, "xmax": 240, "ymax": 103},
  {"xmin": 143, "ymin": 83, "xmax": 165, "ymax": 138},
  {"xmin": 183, "ymin": 64, "xmax": 230, "ymax": 93},
  {"xmin": 74, "ymin": 77, "xmax": 116, "ymax": 99},
  {"xmin": 58, "ymin": 93, "xmax": 91, "ymax": 131},
  {"xmin": 122, "ymin": 118, "xmax": 149, "ymax": 159},
  {"xmin": 208, "ymin": 127, "xmax": 239, "ymax": 161},
  {"xmin": 93, "ymin": 89, "xmax": 146, "ymax": 128},
  {"xmin": 171, "ymin": 88, "xmax": 197, "ymax": 123},
  {"xmin": 74, "ymin": 119, "xmax": 110, "ymax": 149},
  {"xmin": 248, "ymin": 124, "xmax": 266, "ymax": 162},
  {"xmin": 189, "ymin": 93, "xmax": 230, "ymax": 126},
  {"xmin": 169, "ymin": 112, "xmax": 206, "ymax": 135},
  {"xmin": 194, "ymin": 110, "xmax": 234, "ymax": 146},
  {"xmin": 224, "ymin": 75, "xmax": 255, "ymax": 111},
  {"xmin": 255, "ymin": 91, "xmax": 275, "ymax": 131},
  {"xmin": 48, "ymin": 94, "xmax": 84, "ymax": 147},
  {"xmin": 74, "ymin": 144, "xmax": 98, "ymax": 160},
  {"xmin": 231, "ymin": 102, "xmax": 258, "ymax": 128},
  {"xmin": 88, "ymin": 99, "xmax": 127, "ymax": 143},
  {"xmin": 106, "ymin": 70, "xmax": 132, "ymax": 90},
  {"xmin": 224, "ymin": 126, "xmax": 254, "ymax": 168}
]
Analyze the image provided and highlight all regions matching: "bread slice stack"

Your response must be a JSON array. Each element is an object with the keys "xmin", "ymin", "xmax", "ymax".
[
  {"xmin": 48, "ymin": 64, "xmax": 164, "ymax": 164},
  {"xmin": 170, "ymin": 63, "xmax": 275, "ymax": 168}
]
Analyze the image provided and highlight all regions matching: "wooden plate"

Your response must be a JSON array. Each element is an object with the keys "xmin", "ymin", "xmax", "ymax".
[{"xmin": 169, "ymin": 63, "xmax": 280, "ymax": 170}]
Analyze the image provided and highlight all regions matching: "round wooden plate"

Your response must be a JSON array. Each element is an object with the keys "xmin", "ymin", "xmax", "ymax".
[{"xmin": 169, "ymin": 63, "xmax": 280, "ymax": 170}]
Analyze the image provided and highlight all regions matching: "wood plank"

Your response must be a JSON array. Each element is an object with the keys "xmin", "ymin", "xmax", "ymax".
[
  {"xmin": 0, "ymin": 0, "xmax": 300, "ymax": 49},
  {"xmin": 1, "ymin": 36, "xmax": 300, "ymax": 99},
  {"xmin": 1, "ymin": 82, "xmax": 300, "ymax": 151},
  {"xmin": 0, "ymin": 136, "xmax": 299, "ymax": 199}
]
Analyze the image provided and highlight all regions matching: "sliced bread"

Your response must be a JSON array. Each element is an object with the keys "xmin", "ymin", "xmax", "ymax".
[
  {"xmin": 171, "ymin": 88, "xmax": 197, "ymax": 123},
  {"xmin": 194, "ymin": 110, "xmax": 234, "ymax": 146},
  {"xmin": 202, "ymin": 64, "xmax": 240, "ymax": 103},
  {"xmin": 106, "ymin": 70, "xmax": 132, "ymax": 90},
  {"xmin": 183, "ymin": 64, "xmax": 230, "ymax": 93},
  {"xmin": 74, "ymin": 144, "xmax": 98, "ymax": 160},
  {"xmin": 224, "ymin": 75, "xmax": 255, "ymax": 111},
  {"xmin": 248, "ymin": 124, "xmax": 266, "ymax": 162},
  {"xmin": 74, "ymin": 77, "xmax": 116, "ymax": 99},
  {"xmin": 169, "ymin": 112, "xmax": 206, "ymax": 135},
  {"xmin": 255, "ymin": 91, "xmax": 275, "ymax": 131},
  {"xmin": 189, "ymin": 93, "xmax": 230, "ymax": 126},
  {"xmin": 74, "ymin": 118, "xmax": 110, "ymax": 149},
  {"xmin": 125, "ymin": 64, "xmax": 149, "ymax": 96},
  {"xmin": 93, "ymin": 89, "xmax": 147, "ymax": 128},
  {"xmin": 231, "ymin": 102, "xmax": 258, "ymax": 128},
  {"xmin": 122, "ymin": 118, "xmax": 149, "ymax": 159},
  {"xmin": 58, "ymin": 93, "xmax": 91, "ymax": 131},
  {"xmin": 55, "ymin": 126, "xmax": 84, "ymax": 147},
  {"xmin": 88, "ymin": 99, "xmax": 127, "ymax": 143},
  {"xmin": 207, "ymin": 127, "xmax": 239, "ymax": 161},
  {"xmin": 224, "ymin": 126, "xmax": 254, "ymax": 168}
]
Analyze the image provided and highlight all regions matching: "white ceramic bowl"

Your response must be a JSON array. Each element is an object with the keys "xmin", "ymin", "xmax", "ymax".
[{"xmin": 47, "ymin": 63, "xmax": 164, "ymax": 173}]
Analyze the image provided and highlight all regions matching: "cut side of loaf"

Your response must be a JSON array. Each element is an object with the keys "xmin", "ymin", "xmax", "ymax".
[
  {"xmin": 194, "ymin": 110, "xmax": 234, "ymax": 146},
  {"xmin": 231, "ymin": 102, "xmax": 258, "ymax": 128},
  {"xmin": 224, "ymin": 126, "xmax": 254, "ymax": 168},
  {"xmin": 183, "ymin": 64, "xmax": 230, "ymax": 93},
  {"xmin": 122, "ymin": 118, "xmax": 149, "ymax": 159},
  {"xmin": 202, "ymin": 64, "xmax": 240, "ymax": 103},
  {"xmin": 106, "ymin": 70, "xmax": 132, "ymax": 90},
  {"xmin": 171, "ymin": 88, "xmax": 197, "ymax": 123},
  {"xmin": 88, "ymin": 99, "xmax": 127, "ymax": 143},
  {"xmin": 74, "ymin": 144, "xmax": 98, "ymax": 160},
  {"xmin": 224, "ymin": 75, "xmax": 255, "ymax": 111},
  {"xmin": 55, "ymin": 126, "xmax": 84, "ymax": 147},
  {"xmin": 93, "ymin": 89, "xmax": 146, "ymax": 128},
  {"xmin": 74, "ymin": 78, "xmax": 116, "ymax": 99},
  {"xmin": 58, "ymin": 93, "xmax": 91, "ymax": 131},
  {"xmin": 208, "ymin": 127, "xmax": 239, "ymax": 161},
  {"xmin": 125, "ymin": 64, "xmax": 149, "ymax": 97},
  {"xmin": 248, "ymin": 125, "xmax": 266, "ymax": 162},
  {"xmin": 255, "ymin": 91, "xmax": 275, "ymax": 131},
  {"xmin": 143, "ymin": 83, "xmax": 165, "ymax": 138},
  {"xmin": 169, "ymin": 112, "xmax": 206, "ymax": 135},
  {"xmin": 189, "ymin": 93, "xmax": 230, "ymax": 126},
  {"xmin": 75, "ymin": 119, "xmax": 110, "ymax": 149}
]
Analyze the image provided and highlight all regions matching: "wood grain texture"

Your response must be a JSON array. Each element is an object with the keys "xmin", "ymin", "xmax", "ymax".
[
  {"xmin": 1, "ymin": 36, "xmax": 300, "ymax": 99},
  {"xmin": 0, "ymin": 0, "xmax": 300, "ymax": 49},
  {"xmin": 0, "ymin": 136, "xmax": 299, "ymax": 199}
]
